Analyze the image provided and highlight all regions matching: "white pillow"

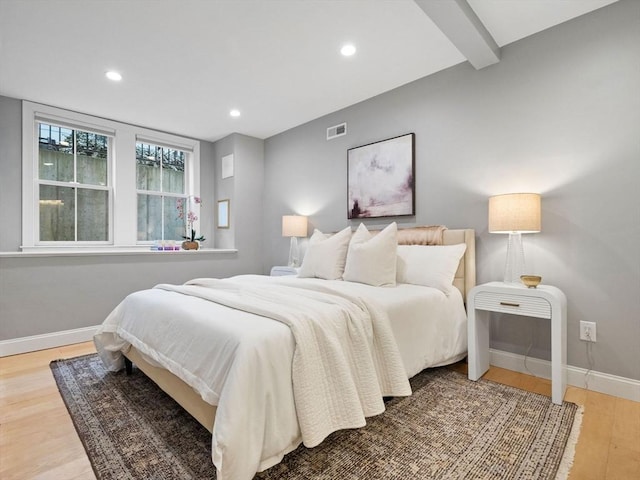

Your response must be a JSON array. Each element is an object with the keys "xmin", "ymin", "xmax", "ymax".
[
  {"xmin": 343, "ymin": 222, "xmax": 398, "ymax": 287},
  {"xmin": 396, "ymin": 243, "xmax": 466, "ymax": 293},
  {"xmin": 298, "ymin": 226, "xmax": 352, "ymax": 280}
]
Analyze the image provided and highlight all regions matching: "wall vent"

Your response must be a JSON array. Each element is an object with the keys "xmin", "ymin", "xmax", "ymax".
[{"xmin": 326, "ymin": 122, "xmax": 347, "ymax": 140}]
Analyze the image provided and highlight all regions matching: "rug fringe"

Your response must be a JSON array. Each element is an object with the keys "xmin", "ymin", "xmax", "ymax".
[{"xmin": 555, "ymin": 405, "xmax": 584, "ymax": 480}]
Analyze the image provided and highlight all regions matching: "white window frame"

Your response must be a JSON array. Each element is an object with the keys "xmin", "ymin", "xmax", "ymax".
[
  {"xmin": 22, "ymin": 101, "xmax": 200, "ymax": 252},
  {"xmin": 135, "ymin": 138, "xmax": 191, "ymax": 245},
  {"xmin": 34, "ymin": 120, "xmax": 115, "ymax": 246}
]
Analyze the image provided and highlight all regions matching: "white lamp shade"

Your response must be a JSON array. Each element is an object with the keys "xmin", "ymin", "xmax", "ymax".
[
  {"xmin": 282, "ymin": 215, "xmax": 308, "ymax": 237},
  {"xmin": 488, "ymin": 193, "xmax": 541, "ymax": 234}
]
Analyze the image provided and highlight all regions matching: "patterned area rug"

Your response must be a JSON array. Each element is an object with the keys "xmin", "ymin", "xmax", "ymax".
[{"xmin": 51, "ymin": 354, "xmax": 581, "ymax": 480}]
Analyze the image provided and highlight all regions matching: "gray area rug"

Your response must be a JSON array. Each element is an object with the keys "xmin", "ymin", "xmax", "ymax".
[{"xmin": 51, "ymin": 354, "xmax": 580, "ymax": 479}]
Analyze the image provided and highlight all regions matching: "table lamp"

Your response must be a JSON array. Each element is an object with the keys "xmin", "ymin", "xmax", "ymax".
[
  {"xmin": 488, "ymin": 193, "xmax": 541, "ymax": 284},
  {"xmin": 282, "ymin": 215, "xmax": 308, "ymax": 267}
]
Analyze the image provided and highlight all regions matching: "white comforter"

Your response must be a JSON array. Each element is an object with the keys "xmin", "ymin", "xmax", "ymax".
[{"xmin": 94, "ymin": 275, "xmax": 466, "ymax": 480}]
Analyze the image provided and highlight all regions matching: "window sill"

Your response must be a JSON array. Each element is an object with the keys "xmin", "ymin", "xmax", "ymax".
[{"xmin": 0, "ymin": 247, "xmax": 238, "ymax": 258}]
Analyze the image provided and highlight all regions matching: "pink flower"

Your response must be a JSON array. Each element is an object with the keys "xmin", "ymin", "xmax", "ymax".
[{"xmin": 176, "ymin": 195, "xmax": 205, "ymax": 243}]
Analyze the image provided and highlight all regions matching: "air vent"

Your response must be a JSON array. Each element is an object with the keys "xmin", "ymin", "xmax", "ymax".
[{"xmin": 326, "ymin": 122, "xmax": 347, "ymax": 140}]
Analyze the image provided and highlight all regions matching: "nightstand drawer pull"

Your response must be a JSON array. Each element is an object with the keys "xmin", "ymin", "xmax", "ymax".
[{"xmin": 500, "ymin": 301, "xmax": 520, "ymax": 307}]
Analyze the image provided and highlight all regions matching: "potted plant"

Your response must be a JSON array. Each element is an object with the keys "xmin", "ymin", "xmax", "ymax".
[{"xmin": 177, "ymin": 196, "xmax": 205, "ymax": 250}]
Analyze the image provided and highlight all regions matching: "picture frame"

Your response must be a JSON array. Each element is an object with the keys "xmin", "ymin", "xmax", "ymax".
[
  {"xmin": 217, "ymin": 199, "xmax": 230, "ymax": 229},
  {"xmin": 347, "ymin": 133, "xmax": 415, "ymax": 219},
  {"xmin": 221, "ymin": 154, "xmax": 234, "ymax": 179}
]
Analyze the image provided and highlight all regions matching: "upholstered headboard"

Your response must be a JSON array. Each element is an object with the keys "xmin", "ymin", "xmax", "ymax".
[{"xmin": 441, "ymin": 229, "xmax": 476, "ymax": 301}]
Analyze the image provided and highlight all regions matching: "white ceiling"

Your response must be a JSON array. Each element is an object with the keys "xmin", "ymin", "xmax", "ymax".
[{"xmin": 0, "ymin": 0, "xmax": 617, "ymax": 142}]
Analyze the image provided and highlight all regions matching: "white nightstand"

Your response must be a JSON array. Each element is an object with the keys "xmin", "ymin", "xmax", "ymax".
[
  {"xmin": 270, "ymin": 266, "xmax": 300, "ymax": 276},
  {"xmin": 467, "ymin": 281, "xmax": 567, "ymax": 404}
]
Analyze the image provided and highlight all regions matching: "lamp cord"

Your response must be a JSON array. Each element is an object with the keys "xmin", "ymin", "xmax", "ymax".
[
  {"xmin": 584, "ymin": 332, "xmax": 595, "ymax": 390},
  {"xmin": 523, "ymin": 322, "xmax": 536, "ymax": 377},
  {"xmin": 525, "ymin": 326, "xmax": 595, "ymax": 389}
]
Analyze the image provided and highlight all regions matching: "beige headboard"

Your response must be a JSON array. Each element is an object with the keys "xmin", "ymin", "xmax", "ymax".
[{"xmin": 442, "ymin": 229, "xmax": 476, "ymax": 302}]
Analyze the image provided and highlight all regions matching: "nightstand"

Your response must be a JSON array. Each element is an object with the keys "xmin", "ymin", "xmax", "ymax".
[
  {"xmin": 270, "ymin": 266, "xmax": 300, "ymax": 276},
  {"xmin": 467, "ymin": 281, "xmax": 567, "ymax": 404}
]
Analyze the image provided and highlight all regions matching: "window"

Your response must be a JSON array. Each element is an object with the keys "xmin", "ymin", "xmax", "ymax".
[
  {"xmin": 136, "ymin": 142, "xmax": 187, "ymax": 242},
  {"xmin": 22, "ymin": 102, "xmax": 200, "ymax": 251},
  {"xmin": 37, "ymin": 123, "xmax": 111, "ymax": 243}
]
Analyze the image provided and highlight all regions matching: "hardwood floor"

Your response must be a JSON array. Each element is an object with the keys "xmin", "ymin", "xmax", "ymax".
[
  {"xmin": 1, "ymin": 342, "xmax": 98, "ymax": 480},
  {"xmin": 1, "ymin": 342, "xmax": 638, "ymax": 479}
]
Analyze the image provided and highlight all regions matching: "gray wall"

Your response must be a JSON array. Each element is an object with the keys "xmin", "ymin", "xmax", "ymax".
[
  {"xmin": 0, "ymin": 97, "xmax": 265, "ymax": 339},
  {"xmin": 0, "ymin": 96, "xmax": 22, "ymax": 251},
  {"xmin": 263, "ymin": 0, "xmax": 640, "ymax": 380},
  {"xmin": 211, "ymin": 133, "xmax": 265, "ymax": 256}
]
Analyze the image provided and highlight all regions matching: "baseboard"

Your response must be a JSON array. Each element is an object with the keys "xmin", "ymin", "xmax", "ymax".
[
  {"xmin": 490, "ymin": 349, "xmax": 640, "ymax": 403},
  {"xmin": 0, "ymin": 325, "xmax": 99, "ymax": 357}
]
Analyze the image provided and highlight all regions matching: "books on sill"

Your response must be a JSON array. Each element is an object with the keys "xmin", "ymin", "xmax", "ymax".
[{"xmin": 150, "ymin": 241, "xmax": 181, "ymax": 251}]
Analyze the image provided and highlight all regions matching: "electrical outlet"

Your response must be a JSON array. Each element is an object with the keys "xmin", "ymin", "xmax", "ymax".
[{"xmin": 580, "ymin": 321, "xmax": 597, "ymax": 342}]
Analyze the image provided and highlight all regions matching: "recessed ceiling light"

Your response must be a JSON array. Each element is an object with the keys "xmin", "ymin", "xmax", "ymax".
[
  {"xmin": 105, "ymin": 71, "xmax": 122, "ymax": 81},
  {"xmin": 340, "ymin": 44, "xmax": 356, "ymax": 57},
  {"xmin": 230, "ymin": 109, "xmax": 241, "ymax": 117}
]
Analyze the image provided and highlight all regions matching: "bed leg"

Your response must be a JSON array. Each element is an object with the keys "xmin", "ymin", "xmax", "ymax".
[{"xmin": 124, "ymin": 357, "xmax": 133, "ymax": 375}]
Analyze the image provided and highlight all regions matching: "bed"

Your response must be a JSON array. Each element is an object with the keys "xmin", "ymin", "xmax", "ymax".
[{"xmin": 94, "ymin": 226, "xmax": 475, "ymax": 480}]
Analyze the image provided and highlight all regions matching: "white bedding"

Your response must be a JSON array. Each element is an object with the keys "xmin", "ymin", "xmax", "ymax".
[
  {"xmin": 269, "ymin": 276, "xmax": 468, "ymax": 377},
  {"xmin": 94, "ymin": 274, "xmax": 467, "ymax": 480}
]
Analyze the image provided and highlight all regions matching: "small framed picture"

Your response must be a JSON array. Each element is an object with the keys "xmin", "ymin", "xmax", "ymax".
[
  {"xmin": 217, "ymin": 199, "xmax": 230, "ymax": 229},
  {"xmin": 221, "ymin": 154, "xmax": 234, "ymax": 179}
]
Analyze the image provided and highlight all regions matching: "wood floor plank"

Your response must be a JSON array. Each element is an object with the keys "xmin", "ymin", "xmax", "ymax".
[
  {"xmin": 1, "ymin": 433, "xmax": 89, "ymax": 480},
  {"xmin": 564, "ymin": 385, "xmax": 588, "ymax": 406},
  {"xmin": 0, "ymin": 391, "xmax": 65, "ymax": 423},
  {"xmin": 0, "ymin": 369, "xmax": 60, "ymax": 404},
  {"xmin": 612, "ymin": 397, "xmax": 640, "ymax": 451},
  {"xmin": 585, "ymin": 389, "xmax": 618, "ymax": 417},
  {"xmin": 569, "ymin": 424, "xmax": 611, "ymax": 479},
  {"xmin": 30, "ymin": 456, "xmax": 96, "ymax": 480},
  {"xmin": 605, "ymin": 442, "xmax": 640, "ymax": 479},
  {"xmin": 0, "ymin": 350, "xmax": 63, "ymax": 375}
]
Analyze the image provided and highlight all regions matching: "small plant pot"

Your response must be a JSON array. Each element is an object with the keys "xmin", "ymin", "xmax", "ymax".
[{"xmin": 181, "ymin": 241, "xmax": 199, "ymax": 250}]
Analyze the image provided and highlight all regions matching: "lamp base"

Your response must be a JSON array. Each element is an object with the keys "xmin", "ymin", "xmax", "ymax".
[
  {"xmin": 288, "ymin": 236, "xmax": 299, "ymax": 268},
  {"xmin": 503, "ymin": 232, "xmax": 525, "ymax": 284}
]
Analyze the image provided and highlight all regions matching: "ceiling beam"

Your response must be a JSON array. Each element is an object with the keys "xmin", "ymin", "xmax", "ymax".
[{"xmin": 414, "ymin": 0, "xmax": 500, "ymax": 70}]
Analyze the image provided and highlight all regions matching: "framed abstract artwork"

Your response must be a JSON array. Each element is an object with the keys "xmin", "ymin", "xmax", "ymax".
[{"xmin": 347, "ymin": 133, "xmax": 415, "ymax": 219}]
